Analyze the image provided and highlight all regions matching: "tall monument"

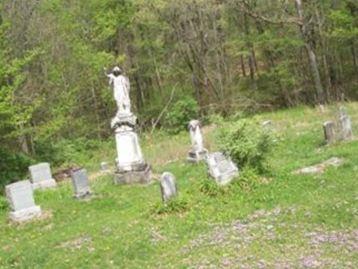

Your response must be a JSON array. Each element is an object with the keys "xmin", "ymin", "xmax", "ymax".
[{"xmin": 106, "ymin": 66, "xmax": 151, "ymax": 184}]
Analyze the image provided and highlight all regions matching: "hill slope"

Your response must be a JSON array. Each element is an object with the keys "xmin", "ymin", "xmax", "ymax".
[{"xmin": 0, "ymin": 103, "xmax": 357, "ymax": 268}]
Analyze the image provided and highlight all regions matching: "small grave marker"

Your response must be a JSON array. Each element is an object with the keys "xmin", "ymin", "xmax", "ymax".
[
  {"xmin": 71, "ymin": 169, "xmax": 92, "ymax": 199},
  {"xmin": 323, "ymin": 121, "xmax": 335, "ymax": 144},
  {"xmin": 160, "ymin": 172, "xmax": 177, "ymax": 203}
]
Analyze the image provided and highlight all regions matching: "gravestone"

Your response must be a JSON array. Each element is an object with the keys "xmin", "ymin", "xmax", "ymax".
[
  {"xmin": 160, "ymin": 172, "xmax": 177, "ymax": 203},
  {"xmin": 262, "ymin": 120, "xmax": 272, "ymax": 129},
  {"xmin": 29, "ymin": 162, "xmax": 57, "ymax": 190},
  {"xmin": 339, "ymin": 115, "xmax": 353, "ymax": 141},
  {"xmin": 5, "ymin": 180, "xmax": 42, "ymax": 222},
  {"xmin": 323, "ymin": 121, "xmax": 335, "ymax": 144},
  {"xmin": 187, "ymin": 120, "xmax": 208, "ymax": 163},
  {"xmin": 71, "ymin": 169, "xmax": 92, "ymax": 199},
  {"xmin": 100, "ymin": 162, "xmax": 109, "ymax": 171},
  {"xmin": 206, "ymin": 152, "xmax": 239, "ymax": 185}
]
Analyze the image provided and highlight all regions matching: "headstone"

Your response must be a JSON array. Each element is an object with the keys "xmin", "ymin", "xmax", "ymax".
[
  {"xmin": 29, "ymin": 163, "xmax": 57, "ymax": 190},
  {"xmin": 5, "ymin": 180, "xmax": 42, "ymax": 222},
  {"xmin": 339, "ymin": 114, "xmax": 353, "ymax": 141},
  {"xmin": 262, "ymin": 120, "xmax": 272, "ymax": 129},
  {"xmin": 160, "ymin": 172, "xmax": 177, "ymax": 203},
  {"xmin": 187, "ymin": 120, "xmax": 208, "ymax": 163},
  {"xmin": 206, "ymin": 152, "xmax": 239, "ymax": 185},
  {"xmin": 106, "ymin": 66, "xmax": 151, "ymax": 184},
  {"xmin": 323, "ymin": 121, "xmax": 335, "ymax": 144},
  {"xmin": 71, "ymin": 169, "xmax": 92, "ymax": 199},
  {"xmin": 100, "ymin": 162, "xmax": 109, "ymax": 171}
]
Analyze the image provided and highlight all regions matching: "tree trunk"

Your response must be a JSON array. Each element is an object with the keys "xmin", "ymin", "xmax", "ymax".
[{"xmin": 295, "ymin": 0, "xmax": 325, "ymax": 104}]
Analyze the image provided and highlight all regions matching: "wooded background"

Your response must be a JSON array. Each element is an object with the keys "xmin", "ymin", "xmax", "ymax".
[{"xmin": 0, "ymin": 0, "xmax": 357, "ymax": 183}]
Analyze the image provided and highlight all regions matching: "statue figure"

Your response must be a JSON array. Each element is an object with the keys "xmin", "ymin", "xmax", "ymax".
[
  {"xmin": 189, "ymin": 120, "xmax": 204, "ymax": 152},
  {"xmin": 105, "ymin": 66, "xmax": 131, "ymax": 115},
  {"xmin": 187, "ymin": 120, "xmax": 208, "ymax": 162}
]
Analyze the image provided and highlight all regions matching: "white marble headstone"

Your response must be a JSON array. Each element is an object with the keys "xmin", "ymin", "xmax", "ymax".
[
  {"xmin": 71, "ymin": 169, "xmax": 91, "ymax": 199},
  {"xmin": 160, "ymin": 172, "xmax": 177, "ymax": 203},
  {"xmin": 206, "ymin": 152, "xmax": 239, "ymax": 185},
  {"xmin": 115, "ymin": 130, "xmax": 144, "ymax": 171},
  {"xmin": 29, "ymin": 163, "xmax": 57, "ymax": 190},
  {"xmin": 5, "ymin": 180, "xmax": 42, "ymax": 222}
]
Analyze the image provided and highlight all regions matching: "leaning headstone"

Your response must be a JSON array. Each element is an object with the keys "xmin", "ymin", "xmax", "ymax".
[
  {"xmin": 187, "ymin": 120, "xmax": 208, "ymax": 163},
  {"xmin": 206, "ymin": 152, "xmax": 239, "ymax": 185},
  {"xmin": 323, "ymin": 121, "xmax": 335, "ymax": 144},
  {"xmin": 5, "ymin": 180, "xmax": 42, "ymax": 222},
  {"xmin": 29, "ymin": 163, "xmax": 57, "ymax": 190},
  {"xmin": 71, "ymin": 169, "xmax": 92, "ymax": 199},
  {"xmin": 160, "ymin": 172, "xmax": 177, "ymax": 203}
]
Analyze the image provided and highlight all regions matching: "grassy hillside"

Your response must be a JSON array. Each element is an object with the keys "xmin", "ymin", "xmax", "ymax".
[{"xmin": 0, "ymin": 103, "xmax": 357, "ymax": 268}]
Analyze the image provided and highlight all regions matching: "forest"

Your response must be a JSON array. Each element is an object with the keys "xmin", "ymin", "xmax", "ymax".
[{"xmin": 0, "ymin": 0, "xmax": 357, "ymax": 186}]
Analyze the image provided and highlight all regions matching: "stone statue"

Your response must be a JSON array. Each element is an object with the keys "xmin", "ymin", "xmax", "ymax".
[
  {"xmin": 104, "ymin": 65, "xmax": 151, "ymax": 184},
  {"xmin": 187, "ymin": 120, "xmax": 208, "ymax": 162},
  {"xmin": 106, "ymin": 66, "xmax": 131, "ymax": 115},
  {"xmin": 189, "ymin": 120, "xmax": 204, "ymax": 152}
]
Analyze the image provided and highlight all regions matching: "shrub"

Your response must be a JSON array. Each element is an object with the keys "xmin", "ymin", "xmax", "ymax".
[
  {"xmin": 0, "ymin": 149, "xmax": 32, "ymax": 191},
  {"xmin": 216, "ymin": 118, "xmax": 275, "ymax": 172},
  {"xmin": 164, "ymin": 96, "xmax": 199, "ymax": 133}
]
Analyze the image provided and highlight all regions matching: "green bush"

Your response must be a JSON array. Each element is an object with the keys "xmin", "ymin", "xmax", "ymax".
[
  {"xmin": 0, "ymin": 149, "xmax": 32, "ymax": 191},
  {"xmin": 216, "ymin": 118, "xmax": 275, "ymax": 172},
  {"xmin": 164, "ymin": 96, "xmax": 199, "ymax": 133}
]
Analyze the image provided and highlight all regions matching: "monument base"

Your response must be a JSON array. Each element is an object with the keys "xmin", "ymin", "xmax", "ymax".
[
  {"xmin": 212, "ymin": 170, "xmax": 239, "ymax": 186},
  {"xmin": 111, "ymin": 113, "xmax": 137, "ymax": 129},
  {"xmin": 74, "ymin": 191, "xmax": 92, "ymax": 200},
  {"xmin": 32, "ymin": 179, "xmax": 57, "ymax": 190},
  {"xmin": 114, "ymin": 164, "xmax": 151, "ymax": 184},
  {"xmin": 187, "ymin": 149, "xmax": 208, "ymax": 163},
  {"xmin": 9, "ymin": 206, "xmax": 42, "ymax": 222}
]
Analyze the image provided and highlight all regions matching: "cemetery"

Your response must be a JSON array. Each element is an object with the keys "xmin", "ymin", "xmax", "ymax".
[{"xmin": 0, "ymin": 1, "xmax": 357, "ymax": 268}]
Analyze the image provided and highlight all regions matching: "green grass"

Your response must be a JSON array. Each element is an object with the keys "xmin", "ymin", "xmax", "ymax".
[{"xmin": 0, "ymin": 103, "xmax": 357, "ymax": 268}]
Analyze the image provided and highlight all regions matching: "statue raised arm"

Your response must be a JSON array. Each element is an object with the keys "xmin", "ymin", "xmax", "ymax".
[{"xmin": 106, "ymin": 66, "xmax": 131, "ymax": 115}]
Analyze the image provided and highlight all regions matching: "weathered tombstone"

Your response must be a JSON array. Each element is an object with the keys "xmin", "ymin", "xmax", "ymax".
[
  {"xmin": 71, "ymin": 169, "xmax": 92, "ymax": 199},
  {"xmin": 323, "ymin": 121, "xmax": 335, "ymax": 144},
  {"xmin": 29, "ymin": 163, "xmax": 57, "ymax": 190},
  {"xmin": 5, "ymin": 180, "xmax": 42, "ymax": 222},
  {"xmin": 339, "ymin": 114, "xmax": 353, "ymax": 141},
  {"xmin": 206, "ymin": 152, "xmax": 239, "ymax": 185},
  {"xmin": 100, "ymin": 162, "xmax": 109, "ymax": 171},
  {"xmin": 160, "ymin": 172, "xmax": 177, "ymax": 203},
  {"xmin": 187, "ymin": 120, "xmax": 208, "ymax": 163},
  {"xmin": 262, "ymin": 120, "xmax": 272, "ymax": 129}
]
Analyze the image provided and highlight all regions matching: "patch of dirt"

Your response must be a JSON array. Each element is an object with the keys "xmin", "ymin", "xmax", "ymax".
[
  {"xmin": 180, "ymin": 206, "xmax": 356, "ymax": 268},
  {"xmin": 58, "ymin": 235, "xmax": 94, "ymax": 252},
  {"xmin": 293, "ymin": 157, "xmax": 344, "ymax": 175}
]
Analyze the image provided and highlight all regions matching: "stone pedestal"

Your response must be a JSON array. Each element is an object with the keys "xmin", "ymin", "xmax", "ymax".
[
  {"xmin": 5, "ymin": 180, "xmax": 42, "ymax": 222},
  {"xmin": 187, "ymin": 149, "xmax": 208, "ymax": 163},
  {"xmin": 114, "ymin": 163, "xmax": 151, "ymax": 184},
  {"xmin": 112, "ymin": 113, "xmax": 151, "ymax": 184}
]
